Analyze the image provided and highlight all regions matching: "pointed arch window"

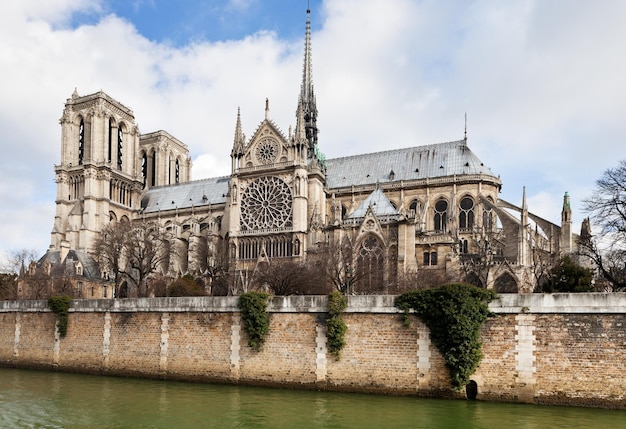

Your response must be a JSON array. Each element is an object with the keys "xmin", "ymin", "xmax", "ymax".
[
  {"xmin": 459, "ymin": 197, "xmax": 475, "ymax": 230},
  {"xmin": 78, "ymin": 119, "xmax": 85, "ymax": 165},
  {"xmin": 357, "ymin": 235, "xmax": 384, "ymax": 293},
  {"xmin": 459, "ymin": 238, "xmax": 469, "ymax": 254},
  {"xmin": 434, "ymin": 199, "xmax": 448, "ymax": 232},
  {"xmin": 108, "ymin": 118, "xmax": 113, "ymax": 163},
  {"xmin": 117, "ymin": 126, "xmax": 123, "ymax": 170},
  {"xmin": 483, "ymin": 199, "xmax": 495, "ymax": 232},
  {"xmin": 141, "ymin": 153, "xmax": 147, "ymax": 189},
  {"xmin": 175, "ymin": 159, "xmax": 180, "ymax": 184},
  {"xmin": 151, "ymin": 151, "xmax": 157, "ymax": 186}
]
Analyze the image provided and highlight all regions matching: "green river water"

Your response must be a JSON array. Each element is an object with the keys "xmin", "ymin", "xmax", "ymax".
[{"xmin": 0, "ymin": 367, "xmax": 624, "ymax": 429}]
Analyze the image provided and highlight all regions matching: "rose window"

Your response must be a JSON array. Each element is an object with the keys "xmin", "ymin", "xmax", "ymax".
[
  {"xmin": 240, "ymin": 176, "xmax": 292, "ymax": 230},
  {"xmin": 255, "ymin": 138, "xmax": 279, "ymax": 164}
]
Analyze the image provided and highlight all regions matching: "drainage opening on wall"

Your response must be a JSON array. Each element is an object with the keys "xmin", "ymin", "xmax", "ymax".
[{"xmin": 465, "ymin": 380, "xmax": 478, "ymax": 400}]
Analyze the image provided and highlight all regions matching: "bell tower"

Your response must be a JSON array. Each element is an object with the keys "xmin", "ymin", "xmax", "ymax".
[{"xmin": 51, "ymin": 90, "xmax": 143, "ymax": 255}]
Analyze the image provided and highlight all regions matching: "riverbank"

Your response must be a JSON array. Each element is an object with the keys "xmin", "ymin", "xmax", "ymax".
[{"xmin": 1, "ymin": 293, "xmax": 625, "ymax": 408}]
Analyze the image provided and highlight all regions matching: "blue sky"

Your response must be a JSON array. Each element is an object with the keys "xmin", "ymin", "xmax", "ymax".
[
  {"xmin": 78, "ymin": 1, "xmax": 321, "ymax": 44},
  {"xmin": 1, "ymin": 0, "xmax": 626, "ymax": 267}
]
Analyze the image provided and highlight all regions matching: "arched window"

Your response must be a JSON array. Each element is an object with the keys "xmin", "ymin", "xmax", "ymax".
[
  {"xmin": 175, "ymin": 159, "xmax": 180, "ymax": 184},
  {"xmin": 459, "ymin": 197, "xmax": 474, "ymax": 230},
  {"xmin": 151, "ymin": 151, "xmax": 157, "ymax": 186},
  {"xmin": 423, "ymin": 251, "xmax": 438, "ymax": 266},
  {"xmin": 108, "ymin": 118, "xmax": 113, "ymax": 163},
  {"xmin": 434, "ymin": 199, "xmax": 447, "ymax": 232},
  {"xmin": 494, "ymin": 273, "xmax": 518, "ymax": 293},
  {"xmin": 357, "ymin": 235, "xmax": 384, "ymax": 293},
  {"xmin": 141, "ymin": 153, "xmax": 147, "ymax": 189},
  {"xmin": 78, "ymin": 119, "xmax": 85, "ymax": 165},
  {"xmin": 117, "ymin": 125, "xmax": 123, "ymax": 170},
  {"xmin": 483, "ymin": 201, "xmax": 495, "ymax": 232},
  {"xmin": 459, "ymin": 238, "xmax": 469, "ymax": 254}
]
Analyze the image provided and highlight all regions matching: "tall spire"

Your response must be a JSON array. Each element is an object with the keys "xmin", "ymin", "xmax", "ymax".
[
  {"xmin": 297, "ymin": 6, "xmax": 318, "ymax": 158},
  {"xmin": 231, "ymin": 107, "xmax": 244, "ymax": 158}
]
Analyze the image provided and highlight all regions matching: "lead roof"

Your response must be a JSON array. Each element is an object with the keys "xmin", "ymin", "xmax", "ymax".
[{"xmin": 140, "ymin": 140, "xmax": 497, "ymax": 214}]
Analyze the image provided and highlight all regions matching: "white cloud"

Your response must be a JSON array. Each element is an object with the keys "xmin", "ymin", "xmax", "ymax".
[{"xmin": 1, "ymin": 0, "xmax": 625, "ymax": 265}]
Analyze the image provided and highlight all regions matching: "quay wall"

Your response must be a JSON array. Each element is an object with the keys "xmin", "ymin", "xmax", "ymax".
[{"xmin": 0, "ymin": 293, "xmax": 625, "ymax": 408}]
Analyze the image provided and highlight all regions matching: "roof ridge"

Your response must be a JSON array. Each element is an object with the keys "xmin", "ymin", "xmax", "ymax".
[
  {"xmin": 144, "ymin": 175, "xmax": 231, "ymax": 191},
  {"xmin": 326, "ymin": 139, "xmax": 466, "ymax": 163}
]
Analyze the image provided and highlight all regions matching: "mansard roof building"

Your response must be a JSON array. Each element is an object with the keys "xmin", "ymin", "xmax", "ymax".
[{"xmin": 38, "ymin": 9, "xmax": 580, "ymax": 297}]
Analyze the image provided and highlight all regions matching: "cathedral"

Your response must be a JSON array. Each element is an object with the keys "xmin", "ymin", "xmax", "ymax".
[{"xmin": 29, "ymin": 9, "xmax": 579, "ymax": 298}]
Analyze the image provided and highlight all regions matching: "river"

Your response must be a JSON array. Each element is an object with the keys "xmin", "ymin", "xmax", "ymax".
[{"xmin": 0, "ymin": 367, "xmax": 624, "ymax": 428}]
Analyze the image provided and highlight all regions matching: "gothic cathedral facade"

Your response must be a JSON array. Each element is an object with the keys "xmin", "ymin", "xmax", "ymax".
[{"xmin": 40, "ymin": 10, "xmax": 578, "ymax": 297}]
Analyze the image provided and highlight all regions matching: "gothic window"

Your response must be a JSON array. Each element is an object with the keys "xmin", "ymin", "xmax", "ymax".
[
  {"xmin": 459, "ymin": 197, "xmax": 474, "ymax": 230},
  {"xmin": 294, "ymin": 238, "xmax": 300, "ymax": 255},
  {"xmin": 409, "ymin": 199, "xmax": 422, "ymax": 218},
  {"xmin": 175, "ymin": 159, "xmax": 180, "ymax": 184},
  {"xmin": 483, "ymin": 201, "xmax": 495, "ymax": 232},
  {"xmin": 434, "ymin": 199, "xmax": 448, "ymax": 232},
  {"xmin": 78, "ymin": 119, "xmax": 84, "ymax": 165},
  {"xmin": 423, "ymin": 251, "xmax": 438, "ymax": 266},
  {"xmin": 255, "ymin": 138, "xmax": 279, "ymax": 164},
  {"xmin": 459, "ymin": 238, "xmax": 469, "ymax": 254},
  {"xmin": 108, "ymin": 118, "xmax": 113, "ymax": 163},
  {"xmin": 151, "ymin": 151, "xmax": 157, "ymax": 186},
  {"xmin": 240, "ymin": 176, "xmax": 293, "ymax": 231},
  {"xmin": 357, "ymin": 235, "xmax": 384, "ymax": 293},
  {"xmin": 494, "ymin": 273, "xmax": 518, "ymax": 293},
  {"xmin": 117, "ymin": 126, "xmax": 123, "ymax": 170},
  {"xmin": 141, "ymin": 153, "xmax": 147, "ymax": 189}
]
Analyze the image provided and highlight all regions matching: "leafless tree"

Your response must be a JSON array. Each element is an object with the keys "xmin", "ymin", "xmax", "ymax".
[
  {"xmin": 396, "ymin": 268, "xmax": 455, "ymax": 293},
  {"xmin": 582, "ymin": 160, "xmax": 626, "ymax": 291},
  {"xmin": 94, "ymin": 219, "xmax": 171, "ymax": 297},
  {"xmin": 254, "ymin": 259, "xmax": 329, "ymax": 295},
  {"xmin": 94, "ymin": 220, "xmax": 131, "ymax": 297},
  {"xmin": 0, "ymin": 273, "xmax": 17, "ymax": 299},
  {"xmin": 2, "ymin": 248, "xmax": 40, "ymax": 274},
  {"xmin": 310, "ymin": 235, "xmax": 363, "ymax": 294}
]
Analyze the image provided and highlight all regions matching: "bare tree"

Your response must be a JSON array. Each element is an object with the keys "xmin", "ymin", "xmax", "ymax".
[
  {"xmin": 124, "ymin": 220, "xmax": 171, "ymax": 297},
  {"xmin": 2, "ymin": 248, "xmax": 40, "ymax": 274},
  {"xmin": 94, "ymin": 219, "xmax": 170, "ymax": 297},
  {"xmin": 94, "ymin": 220, "xmax": 132, "ymax": 297},
  {"xmin": 0, "ymin": 273, "xmax": 17, "ymax": 300},
  {"xmin": 254, "ymin": 259, "xmax": 329, "ymax": 295},
  {"xmin": 582, "ymin": 160, "xmax": 626, "ymax": 291},
  {"xmin": 311, "ymin": 235, "xmax": 362, "ymax": 294}
]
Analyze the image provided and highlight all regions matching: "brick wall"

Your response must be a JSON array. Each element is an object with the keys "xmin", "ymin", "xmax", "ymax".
[{"xmin": 0, "ymin": 294, "xmax": 625, "ymax": 408}]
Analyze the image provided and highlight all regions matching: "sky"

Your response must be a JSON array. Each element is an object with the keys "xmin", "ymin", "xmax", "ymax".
[{"xmin": 1, "ymin": 0, "xmax": 625, "ymax": 267}]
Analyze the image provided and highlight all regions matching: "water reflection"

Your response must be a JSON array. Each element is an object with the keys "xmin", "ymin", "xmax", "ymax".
[{"xmin": 0, "ymin": 367, "xmax": 624, "ymax": 429}]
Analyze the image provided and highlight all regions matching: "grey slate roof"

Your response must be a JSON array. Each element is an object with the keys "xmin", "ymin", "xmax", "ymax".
[
  {"xmin": 325, "ymin": 139, "xmax": 495, "ymax": 189},
  {"xmin": 39, "ymin": 249, "xmax": 101, "ymax": 280},
  {"xmin": 140, "ymin": 140, "xmax": 496, "ymax": 214},
  {"xmin": 141, "ymin": 176, "xmax": 230, "ymax": 214},
  {"xmin": 347, "ymin": 188, "xmax": 398, "ymax": 219}
]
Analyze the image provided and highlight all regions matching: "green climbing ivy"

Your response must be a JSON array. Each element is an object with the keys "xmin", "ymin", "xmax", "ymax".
[
  {"xmin": 394, "ymin": 284, "xmax": 496, "ymax": 390},
  {"xmin": 326, "ymin": 290, "xmax": 348, "ymax": 359},
  {"xmin": 47, "ymin": 295, "xmax": 72, "ymax": 337},
  {"xmin": 237, "ymin": 291, "xmax": 270, "ymax": 351}
]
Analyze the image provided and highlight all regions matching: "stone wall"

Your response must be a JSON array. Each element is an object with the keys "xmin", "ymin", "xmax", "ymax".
[{"xmin": 0, "ymin": 294, "xmax": 625, "ymax": 408}]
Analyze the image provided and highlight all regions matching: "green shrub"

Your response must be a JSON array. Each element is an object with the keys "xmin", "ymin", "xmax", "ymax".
[
  {"xmin": 238, "ymin": 292, "xmax": 270, "ymax": 351},
  {"xmin": 395, "ymin": 284, "xmax": 496, "ymax": 390},
  {"xmin": 326, "ymin": 290, "xmax": 348, "ymax": 359},
  {"xmin": 47, "ymin": 295, "xmax": 72, "ymax": 337}
]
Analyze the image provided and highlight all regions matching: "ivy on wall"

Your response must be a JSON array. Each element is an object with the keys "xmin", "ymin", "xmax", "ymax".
[
  {"xmin": 47, "ymin": 295, "xmax": 72, "ymax": 337},
  {"xmin": 326, "ymin": 291, "xmax": 348, "ymax": 359},
  {"xmin": 394, "ymin": 284, "xmax": 496, "ymax": 390},
  {"xmin": 237, "ymin": 291, "xmax": 270, "ymax": 351}
]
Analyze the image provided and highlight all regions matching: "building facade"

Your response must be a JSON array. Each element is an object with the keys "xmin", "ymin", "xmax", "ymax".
[{"xmin": 35, "ymin": 10, "xmax": 578, "ymax": 297}]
